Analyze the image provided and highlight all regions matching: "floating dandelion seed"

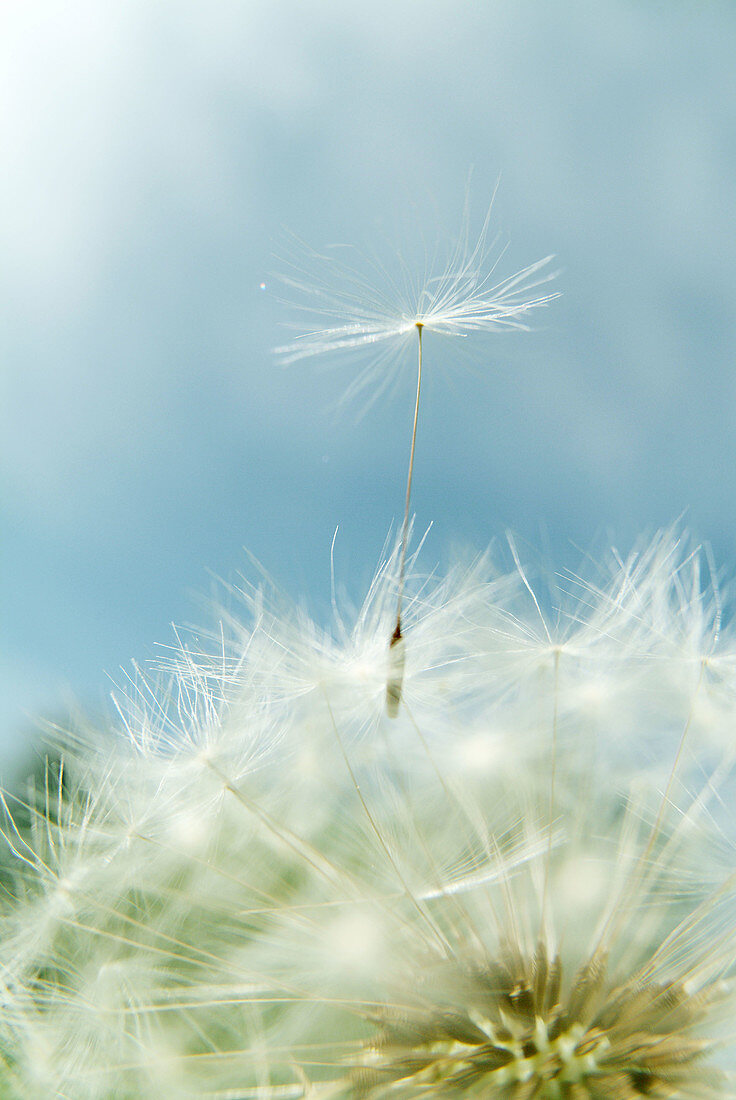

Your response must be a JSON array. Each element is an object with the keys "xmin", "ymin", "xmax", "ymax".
[{"xmin": 275, "ymin": 196, "xmax": 560, "ymax": 716}]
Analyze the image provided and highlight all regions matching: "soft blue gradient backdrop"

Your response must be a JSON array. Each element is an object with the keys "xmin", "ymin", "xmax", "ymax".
[{"xmin": 3, "ymin": 1, "xmax": 736, "ymax": 768}]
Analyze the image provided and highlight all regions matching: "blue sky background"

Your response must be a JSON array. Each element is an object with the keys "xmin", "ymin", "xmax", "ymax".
[{"xmin": 2, "ymin": 1, "xmax": 736, "ymax": 773}]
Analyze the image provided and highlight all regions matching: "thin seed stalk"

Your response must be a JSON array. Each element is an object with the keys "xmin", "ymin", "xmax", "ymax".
[{"xmin": 386, "ymin": 323, "xmax": 423, "ymax": 716}]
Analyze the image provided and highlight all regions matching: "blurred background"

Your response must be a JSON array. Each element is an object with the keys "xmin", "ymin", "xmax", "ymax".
[{"xmin": 2, "ymin": 0, "xmax": 736, "ymax": 772}]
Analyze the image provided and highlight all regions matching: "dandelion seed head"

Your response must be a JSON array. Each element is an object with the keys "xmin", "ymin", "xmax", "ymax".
[{"xmin": 2, "ymin": 531, "xmax": 736, "ymax": 1097}]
